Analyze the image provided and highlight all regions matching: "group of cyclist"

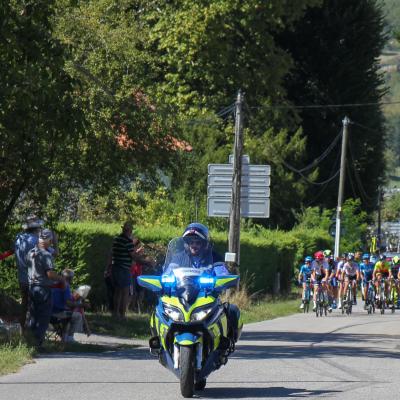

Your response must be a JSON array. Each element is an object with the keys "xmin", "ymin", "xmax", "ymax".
[{"xmin": 298, "ymin": 249, "xmax": 400, "ymax": 312}]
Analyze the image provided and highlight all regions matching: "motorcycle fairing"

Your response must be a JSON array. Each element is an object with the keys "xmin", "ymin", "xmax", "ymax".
[
  {"xmin": 174, "ymin": 332, "xmax": 202, "ymax": 345},
  {"xmin": 161, "ymin": 295, "xmax": 216, "ymax": 322}
]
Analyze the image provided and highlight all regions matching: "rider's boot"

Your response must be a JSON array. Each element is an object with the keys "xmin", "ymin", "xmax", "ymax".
[
  {"xmin": 300, "ymin": 302, "xmax": 304, "ymax": 309},
  {"xmin": 312, "ymin": 300, "xmax": 316, "ymax": 311}
]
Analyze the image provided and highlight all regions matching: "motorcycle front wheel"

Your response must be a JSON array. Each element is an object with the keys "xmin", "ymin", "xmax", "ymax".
[{"xmin": 180, "ymin": 346, "xmax": 195, "ymax": 398}]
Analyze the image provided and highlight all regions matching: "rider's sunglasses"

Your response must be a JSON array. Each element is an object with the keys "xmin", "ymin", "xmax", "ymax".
[{"xmin": 187, "ymin": 238, "xmax": 203, "ymax": 246}]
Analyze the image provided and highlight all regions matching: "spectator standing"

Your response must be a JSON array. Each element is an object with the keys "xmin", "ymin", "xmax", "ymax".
[
  {"xmin": 111, "ymin": 221, "xmax": 154, "ymax": 319},
  {"xmin": 27, "ymin": 229, "xmax": 64, "ymax": 349},
  {"xmin": 14, "ymin": 215, "xmax": 44, "ymax": 329}
]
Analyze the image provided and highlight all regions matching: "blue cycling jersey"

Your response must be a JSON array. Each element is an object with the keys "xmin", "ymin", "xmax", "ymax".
[
  {"xmin": 299, "ymin": 264, "xmax": 312, "ymax": 280},
  {"xmin": 359, "ymin": 262, "xmax": 374, "ymax": 277}
]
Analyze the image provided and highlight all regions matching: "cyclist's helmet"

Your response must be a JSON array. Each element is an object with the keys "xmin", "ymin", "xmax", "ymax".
[
  {"xmin": 379, "ymin": 254, "xmax": 386, "ymax": 261},
  {"xmin": 370, "ymin": 255, "xmax": 377, "ymax": 264},
  {"xmin": 314, "ymin": 251, "xmax": 324, "ymax": 261},
  {"xmin": 323, "ymin": 249, "xmax": 332, "ymax": 257},
  {"xmin": 341, "ymin": 252, "xmax": 348, "ymax": 259},
  {"xmin": 392, "ymin": 255, "xmax": 400, "ymax": 264},
  {"xmin": 362, "ymin": 253, "xmax": 370, "ymax": 260},
  {"xmin": 182, "ymin": 222, "xmax": 209, "ymax": 244},
  {"xmin": 347, "ymin": 252, "xmax": 355, "ymax": 261},
  {"xmin": 304, "ymin": 256, "xmax": 313, "ymax": 263}
]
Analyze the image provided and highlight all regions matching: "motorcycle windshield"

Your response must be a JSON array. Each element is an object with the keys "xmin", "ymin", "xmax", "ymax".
[{"xmin": 163, "ymin": 237, "xmax": 214, "ymax": 275}]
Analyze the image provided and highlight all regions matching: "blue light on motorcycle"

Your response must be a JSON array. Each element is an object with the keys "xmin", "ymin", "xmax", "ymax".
[
  {"xmin": 199, "ymin": 276, "xmax": 214, "ymax": 285},
  {"xmin": 161, "ymin": 274, "xmax": 175, "ymax": 284}
]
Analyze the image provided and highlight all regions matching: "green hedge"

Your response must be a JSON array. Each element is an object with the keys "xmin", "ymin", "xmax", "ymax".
[{"xmin": 0, "ymin": 222, "xmax": 332, "ymax": 308}]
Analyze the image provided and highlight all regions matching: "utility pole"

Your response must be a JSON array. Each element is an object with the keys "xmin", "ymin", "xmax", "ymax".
[
  {"xmin": 228, "ymin": 90, "xmax": 244, "ymax": 272},
  {"xmin": 334, "ymin": 116, "xmax": 350, "ymax": 259}
]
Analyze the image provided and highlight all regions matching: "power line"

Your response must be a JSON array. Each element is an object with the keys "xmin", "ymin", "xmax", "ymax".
[
  {"xmin": 279, "ymin": 127, "xmax": 342, "ymax": 185},
  {"xmin": 303, "ymin": 149, "xmax": 342, "ymax": 207},
  {"xmin": 249, "ymin": 100, "xmax": 400, "ymax": 111},
  {"xmin": 347, "ymin": 138, "xmax": 375, "ymax": 203},
  {"xmin": 297, "ymin": 130, "xmax": 342, "ymax": 173},
  {"xmin": 281, "ymin": 159, "xmax": 340, "ymax": 186}
]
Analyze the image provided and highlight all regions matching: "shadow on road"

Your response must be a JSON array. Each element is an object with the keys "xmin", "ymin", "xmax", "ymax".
[
  {"xmin": 240, "ymin": 330, "xmax": 400, "ymax": 343},
  {"xmin": 234, "ymin": 343, "xmax": 400, "ymax": 360},
  {"xmin": 36, "ymin": 346, "xmax": 152, "ymax": 361},
  {"xmin": 201, "ymin": 386, "xmax": 341, "ymax": 398}
]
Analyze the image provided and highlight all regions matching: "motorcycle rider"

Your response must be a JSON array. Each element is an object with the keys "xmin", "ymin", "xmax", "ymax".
[{"xmin": 164, "ymin": 223, "xmax": 241, "ymax": 343}]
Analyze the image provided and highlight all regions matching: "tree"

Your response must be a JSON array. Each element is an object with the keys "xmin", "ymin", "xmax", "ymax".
[
  {"xmin": 279, "ymin": 0, "xmax": 387, "ymax": 213},
  {"xmin": 0, "ymin": 1, "xmax": 83, "ymax": 230}
]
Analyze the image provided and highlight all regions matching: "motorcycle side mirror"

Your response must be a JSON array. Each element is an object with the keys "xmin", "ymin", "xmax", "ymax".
[
  {"xmin": 137, "ymin": 275, "xmax": 163, "ymax": 293},
  {"xmin": 214, "ymin": 275, "xmax": 240, "ymax": 291}
]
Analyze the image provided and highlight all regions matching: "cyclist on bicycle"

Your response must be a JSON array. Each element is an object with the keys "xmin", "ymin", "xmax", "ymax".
[
  {"xmin": 359, "ymin": 253, "xmax": 374, "ymax": 309},
  {"xmin": 324, "ymin": 250, "xmax": 338, "ymax": 309},
  {"xmin": 373, "ymin": 254, "xmax": 390, "ymax": 299},
  {"xmin": 389, "ymin": 255, "xmax": 400, "ymax": 308},
  {"xmin": 336, "ymin": 252, "xmax": 348, "ymax": 309},
  {"xmin": 311, "ymin": 251, "xmax": 330, "ymax": 312},
  {"xmin": 341, "ymin": 253, "xmax": 360, "ymax": 305},
  {"xmin": 298, "ymin": 256, "xmax": 313, "ymax": 309}
]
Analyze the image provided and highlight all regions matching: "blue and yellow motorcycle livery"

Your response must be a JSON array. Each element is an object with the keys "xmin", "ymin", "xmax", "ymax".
[{"xmin": 137, "ymin": 237, "xmax": 241, "ymax": 398}]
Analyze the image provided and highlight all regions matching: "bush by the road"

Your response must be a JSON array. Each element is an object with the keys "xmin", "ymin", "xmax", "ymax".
[{"xmin": 0, "ymin": 222, "xmax": 332, "ymax": 308}]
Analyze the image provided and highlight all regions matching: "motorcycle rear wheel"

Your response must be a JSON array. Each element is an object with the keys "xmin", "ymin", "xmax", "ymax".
[{"xmin": 180, "ymin": 346, "xmax": 195, "ymax": 398}]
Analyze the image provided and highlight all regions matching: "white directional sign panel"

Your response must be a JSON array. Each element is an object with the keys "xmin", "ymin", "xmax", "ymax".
[
  {"xmin": 208, "ymin": 174, "xmax": 271, "ymax": 187},
  {"xmin": 207, "ymin": 197, "xmax": 270, "ymax": 218},
  {"xmin": 208, "ymin": 164, "xmax": 271, "ymax": 176},
  {"xmin": 207, "ymin": 156, "xmax": 271, "ymax": 218},
  {"xmin": 208, "ymin": 186, "xmax": 270, "ymax": 198}
]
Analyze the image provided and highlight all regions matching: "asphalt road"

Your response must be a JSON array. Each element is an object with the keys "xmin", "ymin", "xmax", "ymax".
[{"xmin": 1, "ymin": 304, "xmax": 400, "ymax": 400}]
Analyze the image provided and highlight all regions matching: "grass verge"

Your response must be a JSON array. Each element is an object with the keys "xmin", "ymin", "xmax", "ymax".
[
  {"xmin": 241, "ymin": 298, "xmax": 300, "ymax": 325},
  {"xmin": 86, "ymin": 312, "xmax": 150, "ymax": 340},
  {"xmin": 0, "ymin": 341, "xmax": 34, "ymax": 376}
]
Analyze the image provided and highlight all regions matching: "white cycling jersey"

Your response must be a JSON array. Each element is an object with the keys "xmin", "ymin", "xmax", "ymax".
[
  {"xmin": 311, "ymin": 260, "xmax": 328, "ymax": 276},
  {"xmin": 343, "ymin": 261, "xmax": 359, "ymax": 277}
]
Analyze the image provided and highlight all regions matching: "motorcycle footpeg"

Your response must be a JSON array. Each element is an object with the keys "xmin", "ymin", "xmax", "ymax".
[{"xmin": 149, "ymin": 336, "xmax": 161, "ymax": 356}]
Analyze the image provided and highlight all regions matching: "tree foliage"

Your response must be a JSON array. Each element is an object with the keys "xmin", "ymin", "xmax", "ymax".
[{"xmin": 279, "ymin": 0, "xmax": 387, "ymax": 213}]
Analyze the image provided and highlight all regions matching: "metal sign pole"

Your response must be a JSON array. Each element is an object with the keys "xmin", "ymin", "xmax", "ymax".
[
  {"xmin": 334, "ymin": 116, "xmax": 350, "ymax": 259},
  {"xmin": 228, "ymin": 90, "xmax": 244, "ymax": 271}
]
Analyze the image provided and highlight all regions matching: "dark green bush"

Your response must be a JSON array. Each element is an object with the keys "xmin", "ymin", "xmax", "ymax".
[{"xmin": 1, "ymin": 222, "xmax": 333, "ymax": 308}]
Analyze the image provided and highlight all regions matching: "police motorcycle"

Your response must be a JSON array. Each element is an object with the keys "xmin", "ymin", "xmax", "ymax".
[{"xmin": 137, "ymin": 237, "xmax": 241, "ymax": 398}]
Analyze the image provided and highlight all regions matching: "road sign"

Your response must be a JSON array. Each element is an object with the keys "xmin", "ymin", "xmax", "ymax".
[
  {"xmin": 208, "ymin": 164, "xmax": 271, "ymax": 176},
  {"xmin": 207, "ymin": 156, "xmax": 271, "ymax": 218},
  {"xmin": 208, "ymin": 186, "xmax": 270, "ymax": 198},
  {"xmin": 208, "ymin": 174, "xmax": 271, "ymax": 187},
  {"xmin": 207, "ymin": 196, "xmax": 270, "ymax": 218},
  {"xmin": 229, "ymin": 154, "xmax": 250, "ymax": 164}
]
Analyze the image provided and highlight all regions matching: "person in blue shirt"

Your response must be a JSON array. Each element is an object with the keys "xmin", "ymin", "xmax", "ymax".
[
  {"xmin": 14, "ymin": 215, "xmax": 44, "ymax": 330},
  {"xmin": 359, "ymin": 253, "xmax": 374, "ymax": 309},
  {"xmin": 52, "ymin": 269, "xmax": 85, "ymax": 343},
  {"xmin": 298, "ymin": 256, "xmax": 313, "ymax": 309}
]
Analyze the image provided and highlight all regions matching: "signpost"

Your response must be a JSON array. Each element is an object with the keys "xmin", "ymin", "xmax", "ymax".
[{"xmin": 207, "ymin": 158, "xmax": 271, "ymax": 218}]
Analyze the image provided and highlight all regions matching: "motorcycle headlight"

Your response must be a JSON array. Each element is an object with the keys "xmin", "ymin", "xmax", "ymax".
[
  {"xmin": 163, "ymin": 305, "xmax": 184, "ymax": 322},
  {"xmin": 191, "ymin": 307, "xmax": 213, "ymax": 321}
]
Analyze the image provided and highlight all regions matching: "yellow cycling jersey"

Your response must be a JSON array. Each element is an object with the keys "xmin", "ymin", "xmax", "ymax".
[{"xmin": 373, "ymin": 261, "xmax": 390, "ymax": 275}]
